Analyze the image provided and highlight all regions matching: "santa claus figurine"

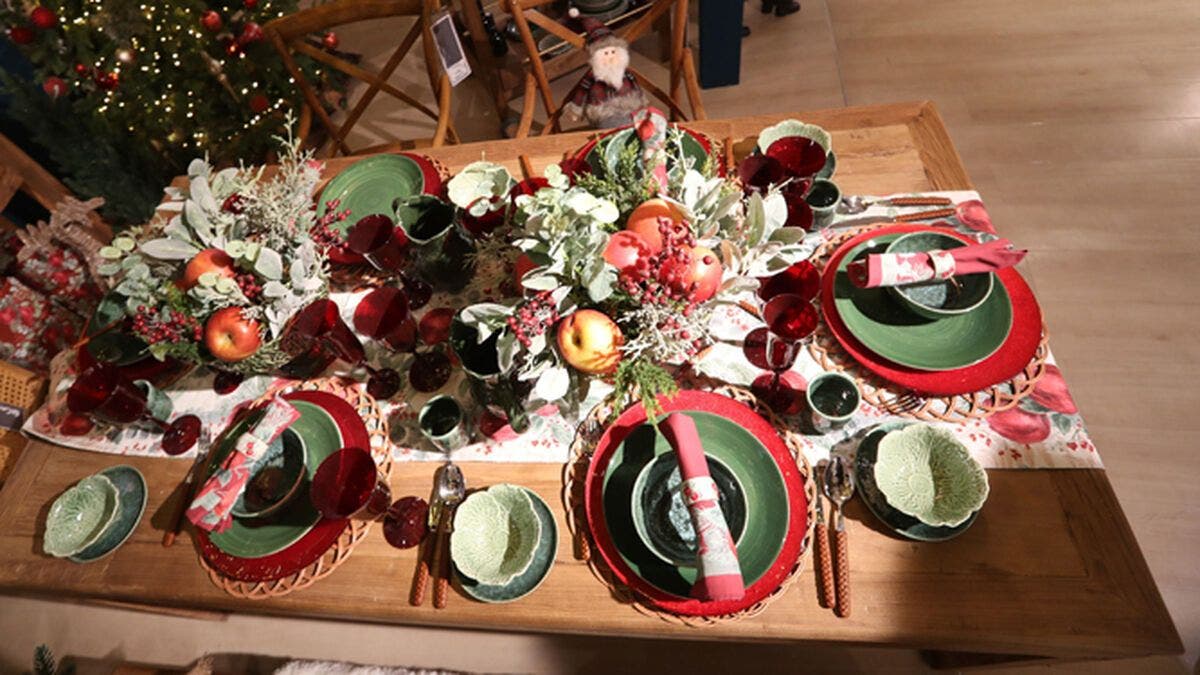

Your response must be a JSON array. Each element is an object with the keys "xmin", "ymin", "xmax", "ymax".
[{"xmin": 562, "ymin": 11, "xmax": 648, "ymax": 129}]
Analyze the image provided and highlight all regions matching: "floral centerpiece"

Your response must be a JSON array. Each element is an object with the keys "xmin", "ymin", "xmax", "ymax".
[
  {"xmin": 452, "ymin": 116, "xmax": 819, "ymax": 416},
  {"xmin": 94, "ymin": 131, "xmax": 330, "ymax": 375}
]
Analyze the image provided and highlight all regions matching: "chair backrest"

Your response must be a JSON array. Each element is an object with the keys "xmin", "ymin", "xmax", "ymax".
[
  {"xmin": 504, "ymin": 0, "xmax": 704, "ymax": 136},
  {"xmin": 265, "ymin": 0, "xmax": 455, "ymax": 157},
  {"xmin": 0, "ymin": 134, "xmax": 112, "ymax": 241}
]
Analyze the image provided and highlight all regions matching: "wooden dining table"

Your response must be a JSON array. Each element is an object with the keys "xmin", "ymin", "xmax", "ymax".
[{"xmin": 0, "ymin": 101, "xmax": 1182, "ymax": 668}]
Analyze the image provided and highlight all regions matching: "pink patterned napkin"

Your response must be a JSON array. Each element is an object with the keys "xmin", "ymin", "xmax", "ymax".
[
  {"xmin": 658, "ymin": 413, "xmax": 744, "ymax": 601},
  {"xmin": 847, "ymin": 238, "xmax": 1026, "ymax": 288},
  {"xmin": 186, "ymin": 396, "xmax": 301, "ymax": 533}
]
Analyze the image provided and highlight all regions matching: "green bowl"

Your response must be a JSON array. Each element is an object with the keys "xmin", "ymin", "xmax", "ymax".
[
  {"xmin": 44, "ymin": 474, "xmax": 120, "ymax": 558},
  {"xmin": 230, "ymin": 429, "xmax": 307, "ymax": 520},
  {"xmin": 630, "ymin": 453, "xmax": 747, "ymax": 567},
  {"xmin": 602, "ymin": 411, "xmax": 788, "ymax": 597},
  {"xmin": 885, "ymin": 232, "xmax": 994, "ymax": 319},
  {"xmin": 873, "ymin": 424, "xmax": 989, "ymax": 528},
  {"xmin": 452, "ymin": 484, "xmax": 542, "ymax": 586},
  {"xmin": 456, "ymin": 487, "xmax": 557, "ymax": 603},
  {"xmin": 69, "ymin": 465, "xmax": 147, "ymax": 563},
  {"xmin": 315, "ymin": 154, "xmax": 427, "ymax": 237}
]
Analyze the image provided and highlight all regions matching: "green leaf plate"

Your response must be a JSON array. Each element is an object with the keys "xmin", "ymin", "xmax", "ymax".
[
  {"xmin": 206, "ymin": 400, "xmax": 344, "ymax": 558},
  {"xmin": 854, "ymin": 422, "xmax": 979, "ymax": 542},
  {"xmin": 315, "ymin": 154, "xmax": 427, "ymax": 236},
  {"xmin": 456, "ymin": 487, "xmax": 558, "ymax": 603},
  {"xmin": 832, "ymin": 232, "xmax": 1013, "ymax": 371},
  {"xmin": 601, "ymin": 411, "xmax": 788, "ymax": 597},
  {"xmin": 69, "ymin": 465, "xmax": 148, "ymax": 563}
]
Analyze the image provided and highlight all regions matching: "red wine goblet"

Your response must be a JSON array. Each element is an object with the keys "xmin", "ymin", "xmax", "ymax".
[
  {"xmin": 347, "ymin": 214, "xmax": 409, "ymax": 273},
  {"xmin": 310, "ymin": 446, "xmax": 392, "ymax": 521},
  {"xmin": 747, "ymin": 293, "xmax": 818, "ymax": 413},
  {"xmin": 67, "ymin": 363, "xmax": 201, "ymax": 455}
]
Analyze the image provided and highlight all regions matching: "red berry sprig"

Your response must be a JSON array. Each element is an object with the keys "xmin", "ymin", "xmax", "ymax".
[
  {"xmin": 131, "ymin": 306, "xmax": 203, "ymax": 344},
  {"xmin": 310, "ymin": 198, "xmax": 352, "ymax": 252},
  {"xmin": 235, "ymin": 272, "xmax": 262, "ymax": 301},
  {"xmin": 505, "ymin": 290, "xmax": 559, "ymax": 348}
]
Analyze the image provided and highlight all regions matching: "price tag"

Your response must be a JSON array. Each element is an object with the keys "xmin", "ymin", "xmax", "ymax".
[{"xmin": 431, "ymin": 11, "xmax": 471, "ymax": 87}]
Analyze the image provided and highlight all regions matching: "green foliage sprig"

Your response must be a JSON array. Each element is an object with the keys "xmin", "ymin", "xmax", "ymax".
[{"xmin": 612, "ymin": 356, "xmax": 679, "ymax": 420}]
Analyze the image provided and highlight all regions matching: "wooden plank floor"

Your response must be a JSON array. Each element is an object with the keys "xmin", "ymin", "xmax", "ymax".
[{"xmin": 2, "ymin": 0, "xmax": 1197, "ymax": 672}]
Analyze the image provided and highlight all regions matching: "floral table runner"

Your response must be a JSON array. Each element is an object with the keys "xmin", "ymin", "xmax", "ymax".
[{"xmin": 24, "ymin": 191, "xmax": 1101, "ymax": 470}]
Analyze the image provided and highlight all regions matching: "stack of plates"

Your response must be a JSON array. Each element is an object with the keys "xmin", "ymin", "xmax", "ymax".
[
  {"xmin": 571, "ymin": 125, "xmax": 718, "ymax": 179},
  {"xmin": 196, "ymin": 390, "xmax": 370, "ymax": 582},
  {"xmin": 819, "ymin": 224, "xmax": 1043, "ymax": 396},
  {"xmin": 583, "ymin": 390, "xmax": 808, "ymax": 617}
]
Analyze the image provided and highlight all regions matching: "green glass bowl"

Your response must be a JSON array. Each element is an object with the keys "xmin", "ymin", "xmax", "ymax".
[
  {"xmin": 885, "ymin": 231, "xmax": 994, "ymax": 319},
  {"xmin": 44, "ymin": 474, "xmax": 121, "ymax": 558},
  {"xmin": 452, "ymin": 484, "xmax": 542, "ymax": 586},
  {"xmin": 456, "ymin": 487, "xmax": 557, "ymax": 603},
  {"xmin": 230, "ymin": 429, "xmax": 307, "ymax": 520},
  {"xmin": 602, "ymin": 411, "xmax": 788, "ymax": 597},
  {"xmin": 630, "ymin": 453, "xmax": 747, "ymax": 567},
  {"xmin": 873, "ymin": 424, "xmax": 989, "ymax": 528}
]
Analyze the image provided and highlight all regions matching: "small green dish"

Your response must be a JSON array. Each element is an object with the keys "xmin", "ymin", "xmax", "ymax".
[
  {"xmin": 630, "ymin": 453, "xmax": 747, "ymax": 567},
  {"xmin": 854, "ymin": 423, "xmax": 978, "ymax": 541},
  {"xmin": 44, "ymin": 474, "xmax": 120, "ymax": 558},
  {"xmin": 885, "ymin": 231, "xmax": 994, "ymax": 319},
  {"xmin": 456, "ymin": 487, "xmax": 557, "ymax": 603},
  {"xmin": 230, "ymin": 429, "xmax": 307, "ymax": 520},
  {"xmin": 451, "ymin": 484, "xmax": 542, "ymax": 586},
  {"xmin": 315, "ymin": 154, "xmax": 426, "ymax": 237},
  {"xmin": 602, "ymin": 411, "xmax": 789, "ymax": 597},
  {"xmin": 69, "ymin": 465, "xmax": 147, "ymax": 563},
  {"xmin": 874, "ymin": 424, "xmax": 989, "ymax": 528},
  {"xmin": 833, "ymin": 231, "xmax": 1013, "ymax": 371}
]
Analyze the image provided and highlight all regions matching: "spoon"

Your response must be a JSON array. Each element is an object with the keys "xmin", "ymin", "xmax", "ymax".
[
  {"xmin": 429, "ymin": 462, "xmax": 465, "ymax": 609},
  {"xmin": 823, "ymin": 455, "xmax": 855, "ymax": 618},
  {"xmin": 840, "ymin": 195, "xmax": 954, "ymax": 215}
]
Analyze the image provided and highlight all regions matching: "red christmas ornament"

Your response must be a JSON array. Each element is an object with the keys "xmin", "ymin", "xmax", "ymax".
[
  {"xmin": 95, "ymin": 71, "xmax": 119, "ymax": 91},
  {"xmin": 30, "ymin": 6, "xmax": 56, "ymax": 29},
  {"xmin": 238, "ymin": 21, "xmax": 263, "ymax": 45},
  {"xmin": 73, "ymin": 62, "xmax": 89, "ymax": 75},
  {"xmin": 249, "ymin": 94, "xmax": 269, "ymax": 113},
  {"xmin": 243, "ymin": 0, "xmax": 258, "ymax": 8},
  {"xmin": 7, "ymin": 25, "xmax": 35, "ymax": 45},
  {"xmin": 200, "ymin": 10, "xmax": 222, "ymax": 32},
  {"xmin": 42, "ymin": 76, "xmax": 67, "ymax": 98},
  {"xmin": 322, "ymin": 31, "xmax": 339, "ymax": 50}
]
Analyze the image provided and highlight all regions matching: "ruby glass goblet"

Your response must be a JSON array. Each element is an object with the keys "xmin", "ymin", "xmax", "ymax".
[
  {"xmin": 310, "ymin": 446, "xmax": 392, "ymax": 521},
  {"xmin": 67, "ymin": 363, "xmax": 201, "ymax": 455}
]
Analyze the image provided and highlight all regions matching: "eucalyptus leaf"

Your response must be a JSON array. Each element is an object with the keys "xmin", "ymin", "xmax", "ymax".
[
  {"xmin": 127, "ymin": 263, "xmax": 151, "ymax": 281},
  {"xmin": 745, "ymin": 193, "xmax": 766, "ymax": 246},
  {"xmin": 113, "ymin": 237, "xmax": 136, "ymax": 252},
  {"xmin": 262, "ymin": 281, "xmax": 288, "ymax": 298},
  {"xmin": 520, "ymin": 273, "xmax": 559, "ymax": 291},
  {"xmin": 187, "ymin": 158, "xmax": 210, "ymax": 179},
  {"xmin": 98, "ymin": 263, "xmax": 121, "ymax": 276},
  {"xmin": 215, "ymin": 276, "xmax": 240, "ymax": 294},
  {"xmin": 184, "ymin": 201, "xmax": 217, "ymax": 246},
  {"xmin": 533, "ymin": 366, "xmax": 570, "ymax": 401},
  {"xmin": 198, "ymin": 272, "xmax": 219, "ymax": 287},
  {"xmin": 139, "ymin": 238, "xmax": 199, "ymax": 260},
  {"xmin": 190, "ymin": 175, "xmax": 219, "ymax": 213},
  {"xmin": 99, "ymin": 246, "xmax": 123, "ymax": 260},
  {"xmin": 226, "ymin": 240, "xmax": 246, "ymax": 258},
  {"xmin": 586, "ymin": 265, "xmax": 616, "ymax": 303},
  {"xmin": 496, "ymin": 330, "xmax": 518, "ymax": 373},
  {"xmin": 255, "ymin": 248, "xmax": 284, "ymax": 280},
  {"xmin": 770, "ymin": 227, "xmax": 808, "ymax": 245}
]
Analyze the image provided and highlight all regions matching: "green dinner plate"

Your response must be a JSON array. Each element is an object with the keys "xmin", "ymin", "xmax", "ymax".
[
  {"xmin": 585, "ymin": 128, "xmax": 712, "ymax": 178},
  {"xmin": 315, "ymin": 154, "xmax": 426, "ymax": 236},
  {"xmin": 833, "ymin": 232, "xmax": 1013, "ymax": 371},
  {"xmin": 69, "ymin": 465, "xmax": 147, "ymax": 563},
  {"xmin": 854, "ymin": 422, "xmax": 978, "ymax": 542},
  {"xmin": 207, "ymin": 400, "xmax": 344, "ymax": 558},
  {"xmin": 601, "ymin": 411, "xmax": 789, "ymax": 597},
  {"xmin": 456, "ymin": 487, "xmax": 558, "ymax": 603}
]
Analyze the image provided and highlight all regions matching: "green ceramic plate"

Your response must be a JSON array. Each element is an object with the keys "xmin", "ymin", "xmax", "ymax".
[
  {"xmin": 315, "ymin": 154, "xmax": 426, "ymax": 236},
  {"xmin": 601, "ymin": 411, "xmax": 788, "ymax": 597},
  {"xmin": 854, "ymin": 423, "xmax": 978, "ymax": 542},
  {"xmin": 207, "ymin": 400, "xmax": 343, "ymax": 558},
  {"xmin": 457, "ymin": 487, "xmax": 558, "ymax": 603},
  {"xmin": 70, "ymin": 465, "xmax": 147, "ymax": 563},
  {"xmin": 585, "ymin": 128, "xmax": 711, "ymax": 178},
  {"xmin": 833, "ymin": 232, "xmax": 1013, "ymax": 371}
]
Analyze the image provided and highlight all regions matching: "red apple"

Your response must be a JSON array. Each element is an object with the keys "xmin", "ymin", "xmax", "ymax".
[
  {"xmin": 662, "ymin": 245, "xmax": 723, "ymax": 302},
  {"xmin": 178, "ymin": 248, "xmax": 236, "ymax": 290},
  {"xmin": 556, "ymin": 309, "xmax": 623, "ymax": 375},
  {"xmin": 603, "ymin": 231, "xmax": 652, "ymax": 274},
  {"xmin": 625, "ymin": 198, "xmax": 685, "ymax": 253},
  {"xmin": 204, "ymin": 307, "xmax": 261, "ymax": 362}
]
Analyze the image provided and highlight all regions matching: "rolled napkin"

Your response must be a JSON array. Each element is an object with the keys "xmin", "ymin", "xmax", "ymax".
[
  {"xmin": 847, "ymin": 238, "xmax": 1027, "ymax": 289},
  {"xmin": 658, "ymin": 413, "xmax": 744, "ymax": 601},
  {"xmin": 185, "ymin": 396, "xmax": 300, "ymax": 533}
]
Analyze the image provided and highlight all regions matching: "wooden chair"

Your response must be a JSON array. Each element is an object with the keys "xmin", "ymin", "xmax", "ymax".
[
  {"xmin": 0, "ymin": 134, "xmax": 111, "ymax": 241},
  {"xmin": 265, "ymin": 0, "xmax": 458, "ymax": 157},
  {"xmin": 505, "ymin": 0, "xmax": 705, "ymax": 138}
]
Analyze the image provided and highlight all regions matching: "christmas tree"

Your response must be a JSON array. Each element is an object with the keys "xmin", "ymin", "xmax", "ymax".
[{"xmin": 1, "ymin": 0, "xmax": 335, "ymax": 226}]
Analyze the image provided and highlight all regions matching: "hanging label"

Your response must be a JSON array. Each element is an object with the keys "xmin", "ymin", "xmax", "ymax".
[{"xmin": 431, "ymin": 11, "xmax": 472, "ymax": 87}]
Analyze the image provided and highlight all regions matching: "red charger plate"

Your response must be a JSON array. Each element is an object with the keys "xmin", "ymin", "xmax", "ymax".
[
  {"xmin": 325, "ymin": 151, "xmax": 445, "ymax": 266},
  {"xmin": 820, "ymin": 224, "xmax": 1043, "ymax": 396},
  {"xmin": 584, "ymin": 390, "xmax": 808, "ymax": 617},
  {"xmin": 196, "ymin": 390, "xmax": 372, "ymax": 582}
]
